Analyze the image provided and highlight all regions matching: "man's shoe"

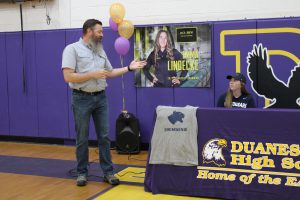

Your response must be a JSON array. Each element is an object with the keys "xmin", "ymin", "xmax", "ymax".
[
  {"xmin": 77, "ymin": 175, "xmax": 87, "ymax": 186},
  {"xmin": 104, "ymin": 174, "xmax": 120, "ymax": 185}
]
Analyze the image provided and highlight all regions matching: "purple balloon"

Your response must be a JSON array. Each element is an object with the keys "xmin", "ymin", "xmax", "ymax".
[
  {"xmin": 114, "ymin": 37, "xmax": 130, "ymax": 56},
  {"xmin": 109, "ymin": 17, "xmax": 118, "ymax": 31}
]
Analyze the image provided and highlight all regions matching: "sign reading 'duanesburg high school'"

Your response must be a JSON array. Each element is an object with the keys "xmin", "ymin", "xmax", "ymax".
[{"xmin": 199, "ymin": 139, "xmax": 300, "ymax": 187}]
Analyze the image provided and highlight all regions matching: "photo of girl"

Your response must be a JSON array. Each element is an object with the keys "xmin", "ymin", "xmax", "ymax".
[
  {"xmin": 134, "ymin": 24, "xmax": 211, "ymax": 88},
  {"xmin": 143, "ymin": 30, "xmax": 187, "ymax": 87}
]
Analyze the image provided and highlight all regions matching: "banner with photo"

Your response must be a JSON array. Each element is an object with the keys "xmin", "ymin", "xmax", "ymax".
[{"xmin": 134, "ymin": 24, "xmax": 211, "ymax": 87}]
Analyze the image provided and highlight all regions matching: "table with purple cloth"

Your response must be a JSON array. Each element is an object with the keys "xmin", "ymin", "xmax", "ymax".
[{"xmin": 144, "ymin": 108, "xmax": 300, "ymax": 200}]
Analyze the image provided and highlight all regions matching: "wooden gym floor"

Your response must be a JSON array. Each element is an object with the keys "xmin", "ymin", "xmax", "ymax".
[{"xmin": 0, "ymin": 142, "xmax": 216, "ymax": 200}]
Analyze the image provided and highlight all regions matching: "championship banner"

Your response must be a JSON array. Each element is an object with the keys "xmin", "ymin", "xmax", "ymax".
[
  {"xmin": 145, "ymin": 108, "xmax": 300, "ymax": 200},
  {"xmin": 134, "ymin": 24, "xmax": 211, "ymax": 87}
]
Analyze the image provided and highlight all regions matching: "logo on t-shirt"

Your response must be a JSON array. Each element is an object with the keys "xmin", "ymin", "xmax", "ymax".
[
  {"xmin": 165, "ymin": 111, "xmax": 187, "ymax": 132},
  {"xmin": 168, "ymin": 111, "xmax": 185, "ymax": 124},
  {"xmin": 232, "ymin": 102, "xmax": 247, "ymax": 108}
]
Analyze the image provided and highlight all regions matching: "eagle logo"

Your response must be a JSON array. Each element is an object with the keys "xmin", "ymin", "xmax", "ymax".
[
  {"xmin": 202, "ymin": 138, "xmax": 227, "ymax": 166},
  {"xmin": 247, "ymin": 44, "xmax": 300, "ymax": 108}
]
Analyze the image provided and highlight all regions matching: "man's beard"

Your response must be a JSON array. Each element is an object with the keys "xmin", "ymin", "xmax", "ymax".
[{"xmin": 88, "ymin": 36, "xmax": 102, "ymax": 52}]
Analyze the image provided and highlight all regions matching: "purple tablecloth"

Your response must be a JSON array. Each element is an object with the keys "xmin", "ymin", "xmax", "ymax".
[{"xmin": 145, "ymin": 108, "xmax": 300, "ymax": 200}]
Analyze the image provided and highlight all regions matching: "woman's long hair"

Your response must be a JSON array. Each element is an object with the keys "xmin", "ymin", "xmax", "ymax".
[
  {"xmin": 154, "ymin": 30, "xmax": 174, "ymax": 67},
  {"xmin": 224, "ymin": 82, "xmax": 250, "ymax": 107}
]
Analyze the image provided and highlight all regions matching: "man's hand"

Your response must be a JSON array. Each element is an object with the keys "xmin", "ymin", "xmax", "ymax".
[
  {"xmin": 63, "ymin": 68, "xmax": 107, "ymax": 83},
  {"xmin": 91, "ymin": 70, "xmax": 110, "ymax": 79},
  {"xmin": 129, "ymin": 59, "xmax": 147, "ymax": 71},
  {"xmin": 104, "ymin": 59, "xmax": 147, "ymax": 78}
]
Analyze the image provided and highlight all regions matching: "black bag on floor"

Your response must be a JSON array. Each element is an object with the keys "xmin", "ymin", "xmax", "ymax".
[{"xmin": 115, "ymin": 112, "xmax": 141, "ymax": 154}]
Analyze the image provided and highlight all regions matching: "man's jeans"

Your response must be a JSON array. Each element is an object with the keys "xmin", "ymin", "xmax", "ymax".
[{"xmin": 72, "ymin": 91, "xmax": 113, "ymax": 176}]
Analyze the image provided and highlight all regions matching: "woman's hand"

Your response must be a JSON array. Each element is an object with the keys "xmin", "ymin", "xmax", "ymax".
[
  {"xmin": 171, "ymin": 77, "xmax": 180, "ymax": 85},
  {"xmin": 152, "ymin": 77, "xmax": 158, "ymax": 84},
  {"xmin": 150, "ymin": 76, "xmax": 158, "ymax": 87}
]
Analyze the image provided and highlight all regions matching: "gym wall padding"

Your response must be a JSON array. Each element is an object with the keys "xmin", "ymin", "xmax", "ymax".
[
  {"xmin": 0, "ymin": 17, "xmax": 299, "ymax": 143},
  {"xmin": 6, "ymin": 32, "xmax": 38, "ymax": 137},
  {"xmin": 0, "ymin": 33, "xmax": 9, "ymax": 136}
]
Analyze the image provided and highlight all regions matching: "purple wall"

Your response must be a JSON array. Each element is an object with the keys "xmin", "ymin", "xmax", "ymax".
[
  {"xmin": 0, "ymin": 17, "xmax": 299, "ymax": 143},
  {"xmin": 214, "ymin": 18, "xmax": 300, "ymax": 108},
  {"xmin": 35, "ymin": 30, "xmax": 69, "ymax": 138},
  {"xmin": 6, "ymin": 32, "xmax": 39, "ymax": 137},
  {"xmin": 137, "ymin": 88, "xmax": 174, "ymax": 142},
  {"xmin": 214, "ymin": 20, "xmax": 258, "ymax": 106},
  {"xmin": 0, "ymin": 33, "xmax": 9, "ymax": 135},
  {"xmin": 256, "ymin": 18, "xmax": 300, "ymax": 107}
]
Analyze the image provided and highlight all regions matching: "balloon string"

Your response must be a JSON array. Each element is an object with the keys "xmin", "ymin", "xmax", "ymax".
[{"xmin": 120, "ymin": 55, "xmax": 126, "ymax": 111}]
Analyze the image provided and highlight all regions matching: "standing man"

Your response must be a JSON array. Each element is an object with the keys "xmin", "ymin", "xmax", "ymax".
[{"xmin": 62, "ymin": 19, "xmax": 146, "ymax": 186}]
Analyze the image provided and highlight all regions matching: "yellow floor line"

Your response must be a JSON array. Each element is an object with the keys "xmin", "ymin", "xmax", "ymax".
[
  {"xmin": 93, "ymin": 185, "xmax": 217, "ymax": 200},
  {"xmin": 115, "ymin": 167, "xmax": 145, "ymax": 183}
]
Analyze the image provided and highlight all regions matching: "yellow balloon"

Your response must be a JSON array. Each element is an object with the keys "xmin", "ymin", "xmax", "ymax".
[
  {"xmin": 118, "ymin": 20, "xmax": 134, "ymax": 39},
  {"xmin": 109, "ymin": 3, "xmax": 125, "ymax": 24}
]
